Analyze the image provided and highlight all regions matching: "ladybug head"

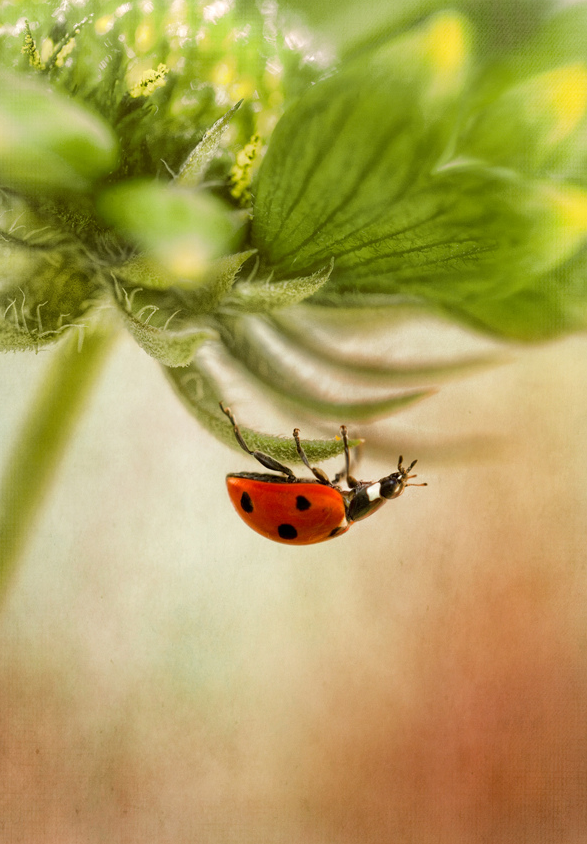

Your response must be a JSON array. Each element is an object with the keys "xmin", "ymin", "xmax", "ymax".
[{"xmin": 379, "ymin": 456, "xmax": 424, "ymax": 499}]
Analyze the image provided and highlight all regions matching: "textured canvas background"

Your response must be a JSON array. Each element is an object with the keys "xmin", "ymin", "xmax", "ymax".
[{"xmin": 1, "ymin": 330, "xmax": 586, "ymax": 843}]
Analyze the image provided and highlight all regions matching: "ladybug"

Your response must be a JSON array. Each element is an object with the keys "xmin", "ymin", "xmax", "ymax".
[{"xmin": 220, "ymin": 403, "xmax": 426, "ymax": 545}]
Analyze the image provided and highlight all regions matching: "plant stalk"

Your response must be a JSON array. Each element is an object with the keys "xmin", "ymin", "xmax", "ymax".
[{"xmin": 0, "ymin": 325, "xmax": 117, "ymax": 606}]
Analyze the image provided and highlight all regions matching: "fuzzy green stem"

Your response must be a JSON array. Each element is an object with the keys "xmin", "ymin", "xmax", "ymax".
[{"xmin": 0, "ymin": 325, "xmax": 117, "ymax": 605}]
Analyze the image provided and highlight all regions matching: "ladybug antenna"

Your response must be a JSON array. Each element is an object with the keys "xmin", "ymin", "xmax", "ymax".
[
  {"xmin": 397, "ymin": 455, "xmax": 427, "ymax": 488},
  {"xmin": 397, "ymin": 455, "xmax": 418, "ymax": 474}
]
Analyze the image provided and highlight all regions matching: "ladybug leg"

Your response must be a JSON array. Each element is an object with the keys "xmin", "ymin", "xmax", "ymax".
[
  {"xmin": 293, "ymin": 428, "xmax": 331, "ymax": 485},
  {"xmin": 333, "ymin": 425, "xmax": 360, "ymax": 488},
  {"xmin": 220, "ymin": 402, "xmax": 296, "ymax": 479}
]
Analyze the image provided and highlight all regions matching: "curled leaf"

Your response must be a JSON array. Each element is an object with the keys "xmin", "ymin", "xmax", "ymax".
[
  {"xmin": 216, "ymin": 316, "xmax": 433, "ymax": 420},
  {"xmin": 270, "ymin": 311, "xmax": 503, "ymax": 383}
]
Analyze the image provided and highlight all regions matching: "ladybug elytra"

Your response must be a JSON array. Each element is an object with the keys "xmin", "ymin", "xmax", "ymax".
[{"xmin": 221, "ymin": 403, "xmax": 426, "ymax": 545}]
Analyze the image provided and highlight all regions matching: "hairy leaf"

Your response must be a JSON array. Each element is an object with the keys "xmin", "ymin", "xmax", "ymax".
[
  {"xmin": 0, "ymin": 242, "xmax": 98, "ymax": 352},
  {"xmin": 120, "ymin": 312, "xmax": 217, "ymax": 367},
  {"xmin": 220, "ymin": 260, "xmax": 334, "ymax": 313},
  {"xmin": 185, "ymin": 250, "xmax": 258, "ymax": 314},
  {"xmin": 176, "ymin": 100, "xmax": 243, "ymax": 187}
]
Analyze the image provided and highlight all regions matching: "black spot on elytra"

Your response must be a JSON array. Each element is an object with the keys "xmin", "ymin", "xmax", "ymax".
[
  {"xmin": 278, "ymin": 523, "xmax": 298, "ymax": 540},
  {"xmin": 240, "ymin": 491, "xmax": 253, "ymax": 513},
  {"xmin": 296, "ymin": 495, "xmax": 311, "ymax": 511},
  {"xmin": 329, "ymin": 526, "xmax": 344, "ymax": 537}
]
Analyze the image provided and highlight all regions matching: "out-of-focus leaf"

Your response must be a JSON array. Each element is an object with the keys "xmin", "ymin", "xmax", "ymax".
[
  {"xmin": 442, "ymin": 287, "xmax": 572, "ymax": 341},
  {"xmin": 113, "ymin": 255, "xmax": 182, "ymax": 292},
  {"xmin": 220, "ymin": 259, "xmax": 333, "ymax": 313},
  {"xmin": 253, "ymin": 13, "xmax": 471, "ymax": 276},
  {"xmin": 277, "ymin": 0, "xmax": 553, "ymax": 57},
  {"xmin": 444, "ymin": 243, "xmax": 587, "ymax": 341},
  {"xmin": 175, "ymin": 100, "xmax": 243, "ymax": 187},
  {"xmin": 496, "ymin": 3, "xmax": 587, "ymax": 79},
  {"xmin": 97, "ymin": 181, "xmax": 241, "ymax": 286},
  {"xmin": 0, "ymin": 70, "xmax": 118, "ymax": 194},
  {"xmin": 270, "ymin": 312, "xmax": 503, "ymax": 382},
  {"xmin": 165, "ymin": 355, "xmax": 354, "ymax": 463},
  {"xmin": 461, "ymin": 63, "xmax": 587, "ymax": 175},
  {"xmin": 216, "ymin": 316, "xmax": 433, "ymax": 420},
  {"xmin": 115, "ymin": 250, "xmax": 256, "ymax": 302}
]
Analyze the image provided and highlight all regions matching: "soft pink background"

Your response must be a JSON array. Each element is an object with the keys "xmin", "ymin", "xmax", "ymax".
[{"xmin": 1, "ymin": 328, "xmax": 586, "ymax": 843}]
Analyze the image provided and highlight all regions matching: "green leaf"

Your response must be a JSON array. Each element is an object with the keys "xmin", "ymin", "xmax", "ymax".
[
  {"xmin": 113, "ymin": 255, "xmax": 181, "ymax": 292},
  {"xmin": 252, "ymin": 13, "xmax": 471, "ymax": 275},
  {"xmin": 165, "ymin": 356, "xmax": 354, "ymax": 463},
  {"xmin": 216, "ymin": 316, "xmax": 433, "ymax": 420},
  {"xmin": 0, "ymin": 315, "xmax": 45, "ymax": 352},
  {"xmin": 220, "ymin": 259, "xmax": 334, "ymax": 313},
  {"xmin": 280, "ymin": 0, "xmax": 552, "ymax": 57},
  {"xmin": 0, "ymin": 70, "xmax": 118, "ymax": 194},
  {"xmin": 97, "ymin": 181, "xmax": 241, "ymax": 287},
  {"xmin": 175, "ymin": 100, "xmax": 243, "ymax": 187},
  {"xmin": 495, "ymin": 3, "xmax": 587, "ymax": 79},
  {"xmin": 313, "ymin": 170, "xmax": 587, "ymax": 303},
  {"xmin": 441, "ymin": 287, "xmax": 571, "ymax": 341}
]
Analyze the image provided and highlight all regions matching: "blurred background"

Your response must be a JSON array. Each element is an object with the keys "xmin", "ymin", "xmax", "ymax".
[{"xmin": 1, "ymin": 325, "xmax": 587, "ymax": 843}]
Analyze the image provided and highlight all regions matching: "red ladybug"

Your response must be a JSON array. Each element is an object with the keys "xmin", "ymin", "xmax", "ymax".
[{"xmin": 220, "ymin": 403, "xmax": 426, "ymax": 545}]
